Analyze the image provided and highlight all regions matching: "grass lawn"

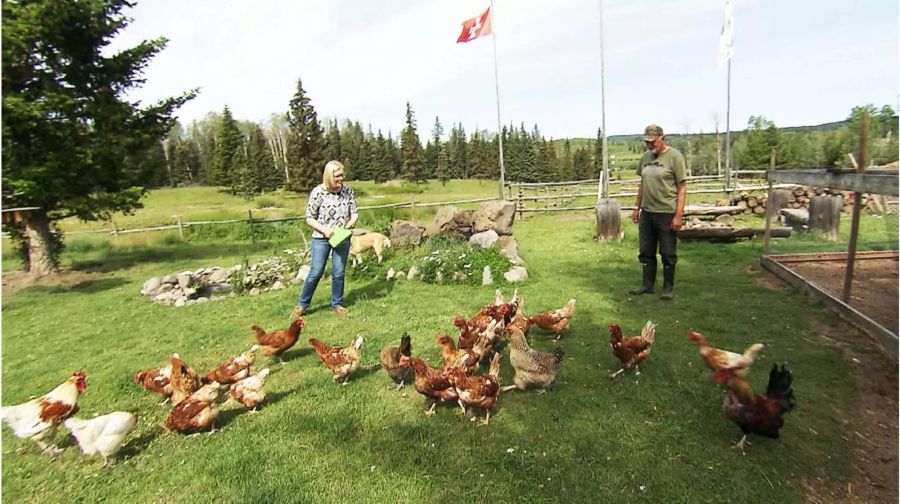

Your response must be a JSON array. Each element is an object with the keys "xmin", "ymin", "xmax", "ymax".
[{"xmin": 2, "ymin": 187, "xmax": 897, "ymax": 503}]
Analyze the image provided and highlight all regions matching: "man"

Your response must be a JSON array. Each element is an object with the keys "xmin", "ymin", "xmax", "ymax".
[{"xmin": 629, "ymin": 124, "xmax": 687, "ymax": 300}]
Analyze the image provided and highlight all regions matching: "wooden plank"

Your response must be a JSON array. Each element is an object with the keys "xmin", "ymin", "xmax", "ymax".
[
  {"xmin": 766, "ymin": 250, "xmax": 898, "ymax": 263},
  {"xmin": 760, "ymin": 255, "xmax": 898, "ymax": 360},
  {"xmin": 766, "ymin": 169, "xmax": 898, "ymax": 196},
  {"xmin": 678, "ymin": 227, "xmax": 792, "ymax": 240},
  {"xmin": 682, "ymin": 205, "xmax": 744, "ymax": 216}
]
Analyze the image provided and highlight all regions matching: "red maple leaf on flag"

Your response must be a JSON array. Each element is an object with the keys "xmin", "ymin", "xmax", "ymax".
[{"xmin": 457, "ymin": 7, "xmax": 492, "ymax": 43}]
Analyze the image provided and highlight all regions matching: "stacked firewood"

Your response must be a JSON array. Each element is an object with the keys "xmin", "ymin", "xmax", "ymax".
[{"xmin": 729, "ymin": 187, "xmax": 869, "ymax": 214}]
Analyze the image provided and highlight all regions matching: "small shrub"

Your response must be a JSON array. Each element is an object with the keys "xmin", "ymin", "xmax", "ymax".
[
  {"xmin": 418, "ymin": 238, "xmax": 511, "ymax": 285},
  {"xmin": 184, "ymin": 221, "xmax": 304, "ymax": 243},
  {"xmin": 255, "ymin": 197, "xmax": 280, "ymax": 209}
]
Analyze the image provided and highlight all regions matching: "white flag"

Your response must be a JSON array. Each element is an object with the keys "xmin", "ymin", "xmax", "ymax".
[{"xmin": 718, "ymin": 0, "xmax": 734, "ymax": 69}]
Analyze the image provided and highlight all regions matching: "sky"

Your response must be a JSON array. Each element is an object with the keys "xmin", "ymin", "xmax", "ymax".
[{"xmin": 110, "ymin": 0, "xmax": 899, "ymax": 140}]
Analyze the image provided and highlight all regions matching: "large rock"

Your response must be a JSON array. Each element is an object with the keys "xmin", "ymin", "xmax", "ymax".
[
  {"xmin": 504, "ymin": 266, "xmax": 529, "ymax": 283},
  {"xmin": 426, "ymin": 206, "xmax": 462, "ymax": 237},
  {"xmin": 208, "ymin": 268, "xmax": 229, "ymax": 284},
  {"xmin": 473, "ymin": 201, "xmax": 516, "ymax": 235},
  {"xmin": 141, "ymin": 277, "xmax": 162, "ymax": 296},
  {"xmin": 176, "ymin": 273, "xmax": 193, "ymax": 289},
  {"xmin": 390, "ymin": 220, "xmax": 425, "ymax": 247},
  {"xmin": 482, "ymin": 265, "xmax": 493, "ymax": 285},
  {"xmin": 469, "ymin": 230, "xmax": 499, "ymax": 249},
  {"xmin": 498, "ymin": 235, "xmax": 525, "ymax": 266}
]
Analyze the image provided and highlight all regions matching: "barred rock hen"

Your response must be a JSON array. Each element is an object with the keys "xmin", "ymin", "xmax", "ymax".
[
  {"xmin": 446, "ymin": 353, "xmax": 502, "ymax": 425},
  {"xmin": 688, "ymin": 331, "xmax": 764, "ymax": 381},
  {"xmin": 399, "ymin": 355, "xmax": 458, "ymax": 417},
  {"xmin": 2, "ymin": 371, "xmax": 87, "ymax": 455},
  {"xmin": 721, "ymin": 364, "xmax": 796, "ymax": 453},
  {"xmin": 528, "ymin": 298, "xmax": 576, "ymax": 340},
  {"xmin": 502, "ymin": 326, "xmax": 565, "ymax": 394},
  {"xmin": 380, "ymin": 333, "xmax": 412, "ymax": 389},
  {"xmin": 133, "ymin": 364, "xmax": 173, "ymax": 402},
  {"xmin": 253, "ymin": 318, "xmax": 305, "ymax": 363},
  {"xmin": 308, "ymin": 335, "xmax": 364, "ymax": 384},
  {"xmin": 229, "ymin": 368, "xmax": 271, "ymax": 412},
  {"xmin": 203, "ymin": 344, "xmax": 259, "ymax": 385},
  {"xmin": 169, "ymin": 353, "xmax": 201, "ymax": 405},
  {"xmin": 64, "ymin": 411, "xmax": 137, "ymax": 467},
  {"xmin": 609, "ymin": 321, "xmax": 657, "ymax": 378}
]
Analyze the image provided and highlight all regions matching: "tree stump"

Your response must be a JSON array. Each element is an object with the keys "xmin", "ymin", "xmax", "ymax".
[
  {"xmin": 595, "ymin": 198, "xmax": 622, "ymax": 241},
  {"xmin": 766, "ymin": 189, "xmax": 791, "ymax": 225},
  {"xmin": 809, "ymin": 195, "xmax": 842, "ymax": 241}
]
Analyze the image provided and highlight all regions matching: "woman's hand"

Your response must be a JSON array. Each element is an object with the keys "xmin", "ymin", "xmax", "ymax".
[{"xmin": 323, "ymin": 227, "xmax": 334, "ymax": 239}]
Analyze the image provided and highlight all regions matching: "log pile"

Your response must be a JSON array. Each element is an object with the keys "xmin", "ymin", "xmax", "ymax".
[{"xmin": 729, "ymin": 187, "xmax": 870, "ymax": 215}]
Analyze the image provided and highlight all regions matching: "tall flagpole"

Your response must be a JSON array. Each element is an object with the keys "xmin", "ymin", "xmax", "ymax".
[
  {"xmin": 597, "ymin": 0, "xmax": 609, "ymax": 201},
  {"xmin": 725, "ymin": 58, "xmax": 732, "ymax": 193},
  {"xmin": 490, "ymin": 0, "xmax": 506, "ymax": 200}
]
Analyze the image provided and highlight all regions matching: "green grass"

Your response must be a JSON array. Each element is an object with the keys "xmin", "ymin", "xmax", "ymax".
[{"xmin": 2, "ymin": 186, "xmax": 897, "ymax": 503}]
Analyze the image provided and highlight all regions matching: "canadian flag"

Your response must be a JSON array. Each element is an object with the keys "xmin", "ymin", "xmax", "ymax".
[{"xmin": 457, "ymin": 7, "xmax": 492, "ymax": 43}]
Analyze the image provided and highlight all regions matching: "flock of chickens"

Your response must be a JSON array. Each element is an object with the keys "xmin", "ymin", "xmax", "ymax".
[{"xmin": 1, "ymin": 289, "xmax": 795, "ymax": 468}]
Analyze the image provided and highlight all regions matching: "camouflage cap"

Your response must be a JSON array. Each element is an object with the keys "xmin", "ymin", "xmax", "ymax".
[{"xmin": 642, "ymin": 124, "xmax": 664, "ymax": 141}]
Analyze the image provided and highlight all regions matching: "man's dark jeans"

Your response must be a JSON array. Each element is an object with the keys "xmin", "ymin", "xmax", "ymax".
[{"xmin": 638, "ymin": 211, "xmax": 677, "ymax": 269}]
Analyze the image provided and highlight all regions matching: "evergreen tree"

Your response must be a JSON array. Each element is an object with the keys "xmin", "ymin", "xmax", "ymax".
[
  {"xmin": 536, "ymin": 139, "xmax": 557, "ymax": 182},
  {"xmin": 448, "ymin": 124, "xmax": 469, "ymax": 179},
  {"xmin": 171, "ymin": 138, "xmax": 200, "ymax": 186},
  {"xmin": 429, "ymin": 116, "xmax": 444, "ymax": 178},
  {"xmin": 212, "ymin": 106, "xmax": 243, "ymax": 192},
  {"xmin": 592, "ymin": 127, "xmax": 605, "ymax": 178},
  {"xmin": 285, "ymin": 78, "xmax": 326, "ymax": 192},
  {"xmin": 324, "ymin": 118, "xmax": 342, "ymax": 165},
  {"xmin": 1, "ymin": 0, "xmax": 195, "ymax": 273},
  {"xmin": 573, "ymin": 147, "xmax": 592, "ymax": 179},
  {"xmin": 518, "ymin": 124, "xmax": 537, "ymax": 182},
  {"xmin": 737, "ymin": 116, "xmax": 780, "ymax": 168},
  {"xmin": 385, "ymin": 131, "xmax": 402, "ymax": 178},
  {"xmin": 400, "ymin": 102, "xmax": 426, "ymax": 182},
  {"xmin": 246, "ymin": 124, "xmax": 281, "ymax": 194}
]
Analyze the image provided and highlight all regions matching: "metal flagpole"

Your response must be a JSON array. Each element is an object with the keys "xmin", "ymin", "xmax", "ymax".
[
  {"xmin": 490, "ymin": 0, "xmax": 507, "ymax": 200},
  {"xmin": 725, "ymin": 58, "xmax": 732, "ymax": 193},
  {"xmin": 597, "ymin": 0, "xmax": 609, "ymax": 201}
]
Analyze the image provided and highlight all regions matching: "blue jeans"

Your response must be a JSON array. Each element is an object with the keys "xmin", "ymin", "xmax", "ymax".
[{"xmin": 298, "ymin": 237, "xmax": 350, "ymax": 309}]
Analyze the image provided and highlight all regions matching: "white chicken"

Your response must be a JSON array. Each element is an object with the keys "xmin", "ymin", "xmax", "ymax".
[
  {"xmin": 1, "ymin": 371, "xmax": 87, "ymax": 455},
  {"xmin": 229, "ymin": 368, "xmax": 271, "ymax": 412},
  {"xmin": 64, "ymin": 411, "xmax": 138, "ymax": 467}
]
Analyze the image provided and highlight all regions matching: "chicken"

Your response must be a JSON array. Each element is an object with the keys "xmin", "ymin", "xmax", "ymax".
[
  {"xmin": 380, "ymin": 333, "xmax": 412, "ymax": 389},
  {"xmin": 507, "ymin": 296, "xmax": 531, "ymax": 336},
  {"xmin": 308, "ymin": 335, "xmax": 365, "ymax": 384},
  {"xmin": 64, "ymin": 411, "xmax": 137, "ymax": 467},
  {"xmin": 399, "ymin": 355, "xmax": 459, "ymax": 416},
  {"xmin": 609, "ymin": 321, "xmax": 657, "ymax": 378},
  {"xmin": 721, "ymin": 364, "xmax": 796, "ymax": 453},
  {"xmin": 502, "ymin": 326, "xmax": 565, "ymax": 394},
  {"xmin": 1, "ymin": 371, "xmax": 87, "ymax": 455},
  {"xmin": 483, "ymin": 288, "xmax": 518, "ymax": 323},
  {"xmin": 229, "ymin": 368, "xmax": 271, "ymax": 412},
  {"xmin": 453, "ymin": 316, "xmax": 480, "ymax": 349},
  {"xmin": 446, "ymin": 353, "xmax": 502, "ymax": 425},
  {"xmin": 253, "ymin": 318, "xmax": 306, "ymax": 363},
  {"xmin": 164, "ymin": 382, "xmax": 223, "ymax": 434},
  {"xmin": 436, "ymin": 335, "xmax": 479, "ymax": 374},
  {"xmin": 528, "ymin": 298, "xmax": 576, "ymax": 340},
  {"xmin": 202, "ymin": 344, "xmax": 260, "ymax": 384},
  {"xmin": 688, "ymin": 331, "xmax": 764, "ymax": 381},
  {"xmin": 133, "ymin": 364, "xmax": 173, "ymax": 402},
  {"xmin": 169, "ymin": 353, "xmax": 201, "ymax": 405}
]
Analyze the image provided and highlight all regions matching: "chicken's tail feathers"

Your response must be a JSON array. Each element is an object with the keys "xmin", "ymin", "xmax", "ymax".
[
  {"xmin": 552, "ymin": 347, "xmax": 566, "ymax": 363},
  {"xmin": 743, "ymin": 343, "xmax": 765, "ymax": 361},
  {"xmin": 251, "ymin": 325, "xmax": 266, "ymax": 338},
  {"xmin": 641, "ymin": 321, "xmax": 657, "ymax": 345},
  {"xmin": 766, "ymin": 364, "xmax": 796, "ymax": 412},
  {"xmin": 399, "ymin": 333, "xmax": 412, "ymax": 357}
]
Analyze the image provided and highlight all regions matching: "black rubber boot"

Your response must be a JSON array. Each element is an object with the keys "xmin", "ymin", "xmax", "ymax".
[
  {"xmin": 659, "ymin": 266, "xmax": 675, "ymax": 300},
  {"xmin": 629, "ymin": 263, "xmax": 656, "ymax": 295}
]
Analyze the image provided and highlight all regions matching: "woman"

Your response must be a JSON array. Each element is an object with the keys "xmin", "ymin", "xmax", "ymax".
[{"xmin": 294, "ymin": 160, "xmax": 358, "ymax": 316}]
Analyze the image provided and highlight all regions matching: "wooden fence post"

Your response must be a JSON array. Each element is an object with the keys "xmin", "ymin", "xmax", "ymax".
[
  {"xmin": 595, "ymin": 198, "xmax": 622, "ymax": 241},
  {"xmin": 248, "ymin": 209, "xmax": 256, "ymax": 244},
  {"xmin": 809, "ymin": 196, "xmax": 842, "ymax": 241},
  {"xmin": 516, "ymin": 187, "xmax": 524, "ymax": 220},
  {"xmin": 410, "ymin": 199, "xmax": 416, "ymax": 221},
  {"xmin": 110, "ymin": 217, "xmax": 119, "ymax": 242},
  {"xmin": 174, "ymin": 215, "xmax": 184, "ymax": 240}
]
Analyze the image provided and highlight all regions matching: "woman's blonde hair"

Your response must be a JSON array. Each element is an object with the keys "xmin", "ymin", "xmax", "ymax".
[{"xmin": 322, "ymin": 160, "xmax": 345, "ymax": 192}]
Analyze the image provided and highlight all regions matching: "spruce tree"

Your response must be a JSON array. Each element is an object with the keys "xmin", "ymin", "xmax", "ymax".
[
  {"xmin": 285, "ymin": 78, "xmax": 326, "ymax": 192},
  {"xmin": 212, "ymin": 106, "xmax": 243, "ymax": 192},
  {"xmin": 1, "ymin": 0, "xmax": 195, "ymax": 273},
  {"xmin": 593, "ymin": 127, "xmax": 605, "ymax": 178},
  {"xmin": 324, "ymin": 118, "xmax": 342, "ymax": 165},
  {"xmin": 559, "ymin": 139, "xmax": 574, "ymax": 181},
  {"xmin": 429, "ymin": 116, "xmax": 444, "ymax": 178},
  {"xmin": 400, "ymin": 102, "xmax": 426, "ymax": 183}
]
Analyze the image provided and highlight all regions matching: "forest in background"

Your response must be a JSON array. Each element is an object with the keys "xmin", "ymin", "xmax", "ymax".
[{"xmin": 152, "ymin": 81, "xmax": 898, "ymax": 198}]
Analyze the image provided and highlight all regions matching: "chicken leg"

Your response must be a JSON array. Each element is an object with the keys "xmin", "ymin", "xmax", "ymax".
[
  {"xmin": 456, "ymin": 399, "xmax": 467, "ymax": 416},
  {"xmin": 609, "ymin": 368, "xmax": 626, "ymax": 379},
  {"xmin": 424, "ymin": 402, "xmax": 437, "ymax": 417},
  {"xmin": 732, "ymin": 435, "xmax": 751, "ymax": 454},
  {"xmin": 479, "ymin": 411, "xmax": 491, "ymax": 426},
  {"xmin": 501, "ymin": 385, "xmax": 518, "ymax": 393}
]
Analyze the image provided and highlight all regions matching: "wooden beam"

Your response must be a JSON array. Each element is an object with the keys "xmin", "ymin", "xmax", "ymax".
[
  {"xmin": 766, "ymin": 168, "xmax": 898, "ymax": 196},
  {"xmin": 760, "ymin": 254, "xmax": 897, "ymax": 360}
]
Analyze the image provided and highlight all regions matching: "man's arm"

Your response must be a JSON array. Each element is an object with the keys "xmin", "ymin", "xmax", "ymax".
[
  {"xmin": 671, "ymin": 181, "xmax": 687, "ymax": 230},
  {"xmin": 631, "ymin": 182, "xmax": 644, "ymax": 223}
]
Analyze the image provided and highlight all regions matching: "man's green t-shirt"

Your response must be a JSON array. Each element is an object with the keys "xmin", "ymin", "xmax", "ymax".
[{"xmin": 636, "ymin": 147, "xmax": 687, "ymax": 213}]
